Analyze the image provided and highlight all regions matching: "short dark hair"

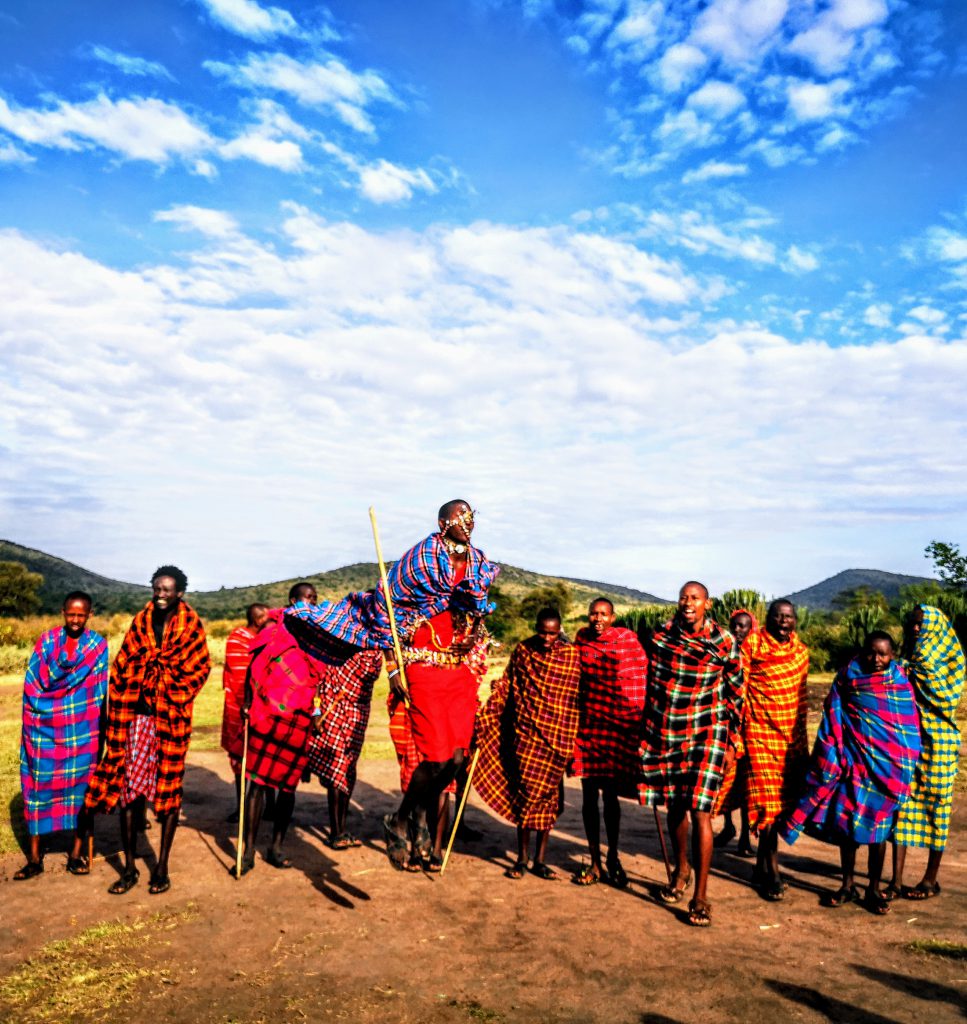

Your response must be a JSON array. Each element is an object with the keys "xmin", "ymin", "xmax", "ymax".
[
  {"xmin": 288, "ymin": 581, "xmax": 316, "ymax": 603},
  {"xmin": 152, "ymin": 565, "xmax": 188, "ymax": 592},
  {"xmin": 246, "ymin": 602, "xmax": 268, "ymax": 626},
  {"xmin": 864, "ymin": 629, "xmax": 895, "ymax": 652},
  {"xmin": 63, "ymin": 591, "xmax": 93, "ymax": 610},
  {"xmin": 535, "ymin": 607, "xmax": 561, "ymax": 628},
  {"xmin": 438, "ymin": 498, "xmax": 470, "ymax": 521},
  {"xmin": 681, "ymin": 581, "xmax": 709, "ymax": 599},
  {"xmin": 767, "ymin": 599, "xmax": 795, "ymax": 618},
  {"xmin": 589, "ymin": 597, "xmax": 614, "ymax": 613}
]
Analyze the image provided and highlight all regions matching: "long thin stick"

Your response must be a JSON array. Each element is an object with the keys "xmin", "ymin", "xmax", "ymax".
[
  {"xmin": 440, "ymin": 747, "xmax": 481, "ymax": 875},
  {"xmin": 653, "ymin": 805, "xmax": 672, "ymax": 884},
  {"xmin": 369, "ymin": 506, "xmax": 410, "ymax": 708},
  {"xmin": 235, "ymin": 721, "xmax": 249, "ymax": 879}
]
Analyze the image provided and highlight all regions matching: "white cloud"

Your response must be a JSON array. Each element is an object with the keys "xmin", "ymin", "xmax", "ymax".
[
  {"xmin": 605, "ymin": 0, "xmax": 664, "ymax": 61},
  {"xmin": 787, "ymin": 0, "xmax": 889, "ymax": 75},
  {"xmin": 656, "ymin": 43, "xmax": 708, "ymax": 92},
  {"xmin": 863, "ymin": 303, "xmax": 892, "ymax": 328},
  {"xmin": 204, "ymin": 52, "xmax": 398, "ymax": 134},
  {"xmin": 644, "ymin": 209, "xmax": 777, "ymax": 265},
  {"xmin": 686, "ymin": 80, "xmax": 746, "ymax": 119},
  {"xmin": 218, "ymin": 99, "xmax": 309, "ymax": 172},
  {"xmin": 195, "ymin": 0, "xmax": 300, "ymax": 40},
  {"xmin": 85, "ymin": 45, "xmax": 175, "ymax": 81},
  {"xmin": 2, "ymin": 216, "xmax": 964, "ymax": 597},
  {"xmin": 357, "ymin": 160, "xmax": 437, "ymax": 204},
  {"xmin": 681, "ymin": 160, "xmax": 748, "ymax": 184},
  {"xmin": 783, "ymin": 245, "xmax": 819, "ymax": 273},
  {"xmin": 786, "ymin": 78, "xmax": 851, "ymax": 121},
  {"xmin": 0, "ymin": 138, "xmax": 32, "ymax": 164},
  {"xmin": 0, "ymin": 93, "xmax": 212, "ymax": 163},
  {"xmin": 908, "ymin": 304, "xmax": 946, "ymax": 325},
  {"xmin": 689, "ymin": 0, "xmax": 788, "ymax": 64}
]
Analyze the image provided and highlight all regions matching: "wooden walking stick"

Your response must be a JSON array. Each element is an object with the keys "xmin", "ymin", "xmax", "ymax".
[
  {"xmin": 440, "ymin": 747, "xmax": 481, "ymax": 875},
  {"xmin": 234, "ymin": 720, "xmax": 249, "ymax": 879},
  {"xmin": 653, "ymin": 805, "xmax": 673, "ymax": 885},
  {"xmin": 368, "ymin": 506, "xmax": 410, "ymax": 709}
]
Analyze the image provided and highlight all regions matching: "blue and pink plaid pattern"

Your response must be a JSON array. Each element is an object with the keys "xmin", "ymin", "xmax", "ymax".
[
  {"xmin": 781, "ymin": 657, "xmax": 920, "ymax": 846},
  {"xmin": 286, "ymin": 532, "xmax": 499, "ymax": 648},
  {"xmin": 20, "ymin": 627, "xmax": 108, "ymax": 836}
]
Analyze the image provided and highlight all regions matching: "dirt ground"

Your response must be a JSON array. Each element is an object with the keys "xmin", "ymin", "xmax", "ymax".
[{"xmin": 2, "ymin": 751, "xmax": 965, "ymax": 1024}]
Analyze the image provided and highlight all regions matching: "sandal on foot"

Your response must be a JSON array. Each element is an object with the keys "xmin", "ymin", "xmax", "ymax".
[
  {"xmin": 902, "ymin": 881, "xmax": 941, "ymax": 901},
  {"xmin": 572, "ymin": 864, "xmax": 604, "ymax": 886},
  {"xmin": 66, "ymin": 855, "xmax": 90, "ymax": 876},
  {"xmin": 148, "ymin": 873, "xmax": 171, "ymax": 895},
  {"xmin": 230, "ymin": 853, "xmax": 255, "ymax": 878},
  {"xmin": 13, "ymin": 861, "xmax": 44, "ymax": 881},
  {"xmin": 382, "ymin": 814, "xmax": 409, "ymax": 872},
  {"xmin": 426, "ymin": 854, "xmax": 444, "ymax": 874},
  {"xmin": 824, "ymin": 884, "xmax": 860, "ymax": 907},
  {"xmin": 688, "ymin": 897, "xmax": 712, "ymax": 927},
  {"xmin": 881, "ymin": 882, "xmax": 901, "ymax": 902},
  {"xmin": 864, "ymin": 889, "xmax": 892, "ymax": 915},
  {"xmin": 606, "ymin": 859, "xmax": 629, "ymax": 890},
  {"xmin": 264, "ymin": 848, "xmax": 293, "ymax": 870},
  {"xmin": 736, "ymin": 841, "xmax": 756, "ymax": 858},
  {"xmin": 658, "ymin": 872, "xmax": 692, "ymax": 904},
  {"xmin": 327, "ymin": 832, "xmax": 362, "ymax": 851},
  {"xmin": 108, "ymin": 867, "xmax": 140, "ymax": 895},
  {"xmin": 530, "ymin": 862, "xmax": 558, "ymax": 881},
  {"xmin": 505, "ymin": 861, "xmax": 527, "ymax": 880}
]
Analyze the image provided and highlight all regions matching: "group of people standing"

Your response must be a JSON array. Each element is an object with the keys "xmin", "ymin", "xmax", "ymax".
[{"xmin": 14, "ymin": 500, "xmax": 966, "ymax": 929}]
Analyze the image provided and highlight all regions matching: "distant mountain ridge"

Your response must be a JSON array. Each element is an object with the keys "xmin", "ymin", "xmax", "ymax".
[
  {"xmin": 0, "ymin": 541, "xmax": 670, "ymax": 617},
  {"xmin": 785, "ymin": 568, "xmax": 936, "ymax": 611}
]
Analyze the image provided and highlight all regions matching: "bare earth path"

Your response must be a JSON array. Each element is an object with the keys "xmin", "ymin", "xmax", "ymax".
[{"xmin": 2, "ymin": 753, "xmax": 965, "ymax": 1024}]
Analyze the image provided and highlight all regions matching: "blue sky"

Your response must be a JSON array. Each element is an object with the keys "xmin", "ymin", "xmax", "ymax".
[{"xmin": 1, "ymin": 0, "xmax": 966, "ymax": 601}]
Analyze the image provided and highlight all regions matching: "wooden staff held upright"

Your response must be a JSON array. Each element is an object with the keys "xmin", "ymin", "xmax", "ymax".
[{"xmin": 369, "ymin": 506, "xmax": 410, "ymax": 709}]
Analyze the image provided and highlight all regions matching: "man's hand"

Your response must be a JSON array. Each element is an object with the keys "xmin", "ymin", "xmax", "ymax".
[
  {"xmin": 723, "ymin": 744, "xmax": 737, "ymax": 773},
  {"xmin": 450, "ymin": 613, "xmax": 481, "ymax": 656}
]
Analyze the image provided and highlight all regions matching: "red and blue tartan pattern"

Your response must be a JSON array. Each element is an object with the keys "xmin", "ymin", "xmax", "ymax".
[
  {"xmin": 306, "ymin": 650, "xmax": 382, "ymax": 794},
  {"xmin": 20, "ymin": 627, "xmax": 108, "ymax": 836},
  {"xmin": 638, "ymin": 619, "xmax": 743, "ymax": 813},
  {"xmin": 781, "ymin": 658, "xmax": 920, "ymax": 845},
  {"xmin": 569, "ymin": 626, "xmax": 649, "ymax": 786},
  {"xmin": 85, "ymin": 601, "xmax": 211, "ymax": 818},
  {"xmin": 284, "ymin": 533, "xmax": 499, "ymax": 648},
  {"xmin": 221, "ymin": 625, "xmax": 256, "ymax": 773},
  {"xmin": 474, "ymin": 636, "xmax": 581, "ymax": 830}
]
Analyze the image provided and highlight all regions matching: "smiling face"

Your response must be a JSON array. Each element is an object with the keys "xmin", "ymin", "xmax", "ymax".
[
  {"xmin": 677, "ymin": 583, "xmax": 710, "ymax": 632},
  {"xmin": 766, "ymin": 601, "xmax": 797, "ymax": 643},
  {"xmin": 588, "ymin": 600, "xmax": 615, "ymax": 637},
  {"xmin": 152, "ymin": 575, "xmax": 183, "ymax": 612},
  {"xmin": 289, "ymin": 584, "xmax": 318, "ymax": 606},
  {"xmin": 62, "ymin": 598, "xmax": 92, "ymax": 638}
]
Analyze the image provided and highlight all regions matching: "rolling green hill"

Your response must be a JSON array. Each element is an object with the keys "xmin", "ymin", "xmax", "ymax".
[
  {"xmin": 786, "ymin": 568, "xmax": 937, "ymax": 611},
  {"xmin": 0, "ymin": 540, "xmax": 670, "ymax": 618}
]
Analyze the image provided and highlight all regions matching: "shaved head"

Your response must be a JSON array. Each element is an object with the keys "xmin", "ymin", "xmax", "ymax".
[{"xmin": 680, "ymin": 580, "xmax": 708, "ymax": 599}]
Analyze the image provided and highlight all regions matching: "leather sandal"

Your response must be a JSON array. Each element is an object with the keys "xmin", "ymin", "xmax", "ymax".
[{"xmin": 108, "ymin": 867, "xmax": 140, "ymax": 895}]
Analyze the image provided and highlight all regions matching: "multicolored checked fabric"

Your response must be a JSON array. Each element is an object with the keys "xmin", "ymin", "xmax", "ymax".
[
  {"xmin": 639, "ymin": 618, "xmax": 743, "ymax": 813},
  {"xmin": 894, "ymin": 605, "xmax": 966, "ymax": 849},
  {"xmin": 569, "ymin": 626, "xmax": 649, "ymax": 786},
  {"xmin": 741, "ymin": 629, "xmax": 811, "ymax": 832},
  {"xmin": 20, "ymin": 627, "xmax": 108, "ymax": 836},
  {"xmin": 474, "ymin": 636, "xmax": 581, "ymax": 830},
  {"xmin": 781, "ymin": 658, "xmax": 920, "ymax": 845},
  {"xmin": 284, "ymin": 533, "xmax": 499, "ymax": 648},
  {"xmin": 85, "ymin": 601, "xmax": 210, "ymax": 817},
  {"xmin": 120, "ymin": 714, "xmax": 159, "ymax": 806},
  {"xmin": 306, "ymin": 649, "xmax": 382, "ymax": 795}
]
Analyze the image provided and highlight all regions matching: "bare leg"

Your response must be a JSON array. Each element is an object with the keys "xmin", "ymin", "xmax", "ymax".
[
  {"xmin": 691, "ymin": 810, "xmax": 713, "ymax": 902},
  {"xmin": 28, "ymin": 834, "xmax": 41, "ymax": 864},
  {"xmin": 737, "ymin": 806, "xmax": 754, "ymax": 856},
  {"xmin": 667, "ymin": 801, "xmax": 691, "ymax": 888},
  {"xmin": 888, "ymin": 842, "xmax": 907, "ymax": 891},
  {"xmin": 714, "ymin": 811, "xmax": 736, "ymax": 847},
  {"xmin": 602, "ymin": 783, "xmax": 622, "ymax": 865},
  {"xmin": 919, "ymin": 848, "xmax": 944, "ymax": 889},
  {"xmin": 580, "ymin": 780, "xmax": 603, "ymax": 876},
  {"xmin": 226, "ymin": 773, "xmax": 242, "ymax": 823},
  {"xmin": 517, "ymin": 826, "xmax": 530, "ymax": 865},
  {"xmin": 840, "ymin": 840, "xmax": 857, "ymax": 889},
  {"xmin": 151, "ymin": 810, "xmax": 178, "ymax": 887},
  {"xmin": 867, "ymin": 841, "xmax": 886, "ymax": 893},
  {"xmin": 268, "ymin": 789, "xmax": 295, "ymax": 864},
  {"xmin": 119, "ymin": 798, "xmax": 141, "ymax": 873},
  {"xmin": 327, "ymin": 786, "xmax": 350, "ymax": 839},
  {"xmin": 239, "ymin": 783, "xmax": 266, "ymax": 871}
]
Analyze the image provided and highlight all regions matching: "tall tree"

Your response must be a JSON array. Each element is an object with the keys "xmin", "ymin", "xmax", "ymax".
[
  {"xmin": 925, "ymin": 541, "xmax": 967, "ymax": 591},
  {"xmin": 0, "ymin": 561, "xmax": 43, "ymax": 616}
]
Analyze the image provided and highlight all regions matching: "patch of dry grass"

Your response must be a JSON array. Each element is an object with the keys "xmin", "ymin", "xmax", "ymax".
[
  {"xmin": 0, "ymin": 904, "xmax": 197, "ymax": 1023},
  {"xmin": 906, "ymin": 938, "xmax": 967, "ymax": 960}
]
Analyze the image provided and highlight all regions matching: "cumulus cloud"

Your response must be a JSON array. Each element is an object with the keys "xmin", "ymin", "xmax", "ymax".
[
  {"xmin": 195, "ymin": 0, "xmax": 301, "ymax": 40},
  {"xmin": 656, "ymin": 43, "xmax": 707, "ymax": 92},
  {"xmin": 786, "ymin": 78, "xmax": 851, "ymax": 122},
  {"xmin": 205, "ymin": 52, "xmax": 398, "ymax": 135},
  {"xmin": 643, "ymin": 209, "xmax": 777, "ymax": 265},
  {"xmin": 787, "ymin": 0, "xmax": 889, "ymax": 75},
  {"xmin": 689, "ymin": 0, "xmax": 788, "ymax": 64},
  {"xmin": 686, "ymin": 80, "xmax": 746, "ymax": 119},
  {"xmin": 0, "ymin": 93, "xmax": 212, "ymax": 163},
  {"xmin": 2, "ymin": 213, "xmax": 964, "ymax": 596}
]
